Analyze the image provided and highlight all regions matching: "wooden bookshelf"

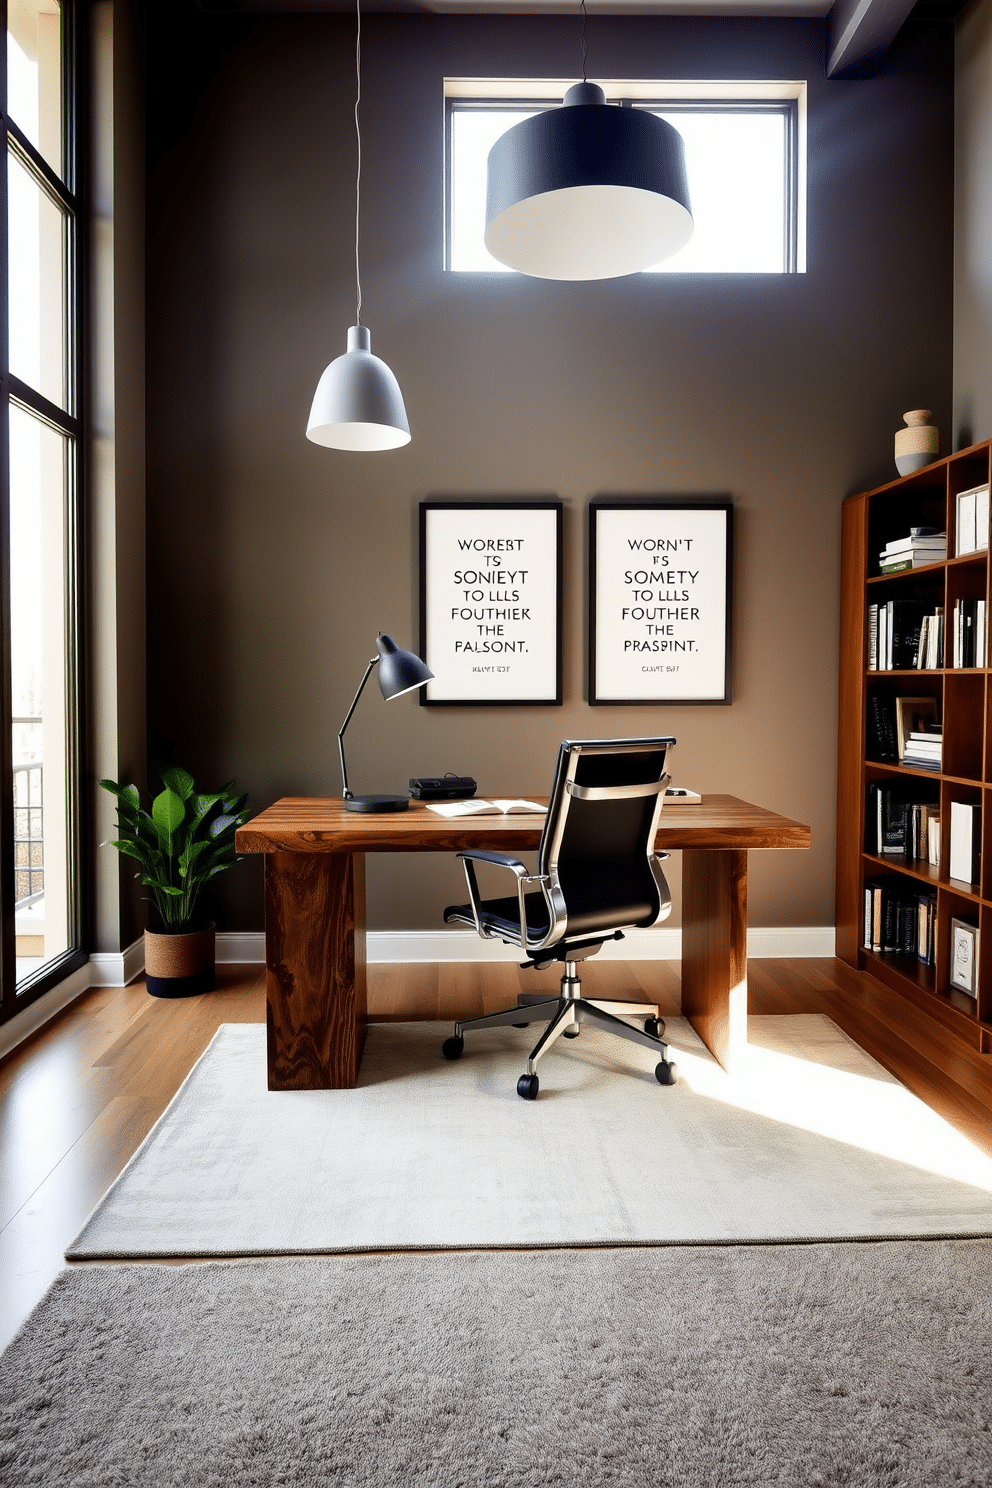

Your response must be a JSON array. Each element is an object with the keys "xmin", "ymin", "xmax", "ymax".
[{"xmin": 837, "ymin": 439, "xmax": 992, "ymax": 1056}]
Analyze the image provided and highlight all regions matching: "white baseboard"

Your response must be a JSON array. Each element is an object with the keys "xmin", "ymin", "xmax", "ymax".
[
  {"xmin": 216, "ymin": 926, "xmax": 836, "ymax": 965},
  {"xmin": 216, "ymin": 932, "xmax": 267, "ymax": 964},
  {"xmin": 0, "ymin": 926, "xmax": 837, "ymax": 1062},
  {"xmin": 89, "ymin": 937, "xmax": 145, "ymax": 989}
]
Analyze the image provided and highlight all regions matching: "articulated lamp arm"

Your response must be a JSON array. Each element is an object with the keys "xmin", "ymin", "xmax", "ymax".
[{"xmin": 337, "ymin": 655, "xmax": 379, "ymax": 800}]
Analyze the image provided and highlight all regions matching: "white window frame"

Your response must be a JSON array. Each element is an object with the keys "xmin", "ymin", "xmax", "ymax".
[{"xmin": 444, "ymin": 78, "xmax": 807, "ymax": 275}]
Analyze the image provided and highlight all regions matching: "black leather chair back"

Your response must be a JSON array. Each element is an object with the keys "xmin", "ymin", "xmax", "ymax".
[{"xmin": 537, "ymin": 738, "xmax": 675, "ymax": 940}]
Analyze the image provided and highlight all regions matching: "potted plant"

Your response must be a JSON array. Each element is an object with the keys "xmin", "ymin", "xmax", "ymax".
[{"xmin": 100, "ymin": 767, "xmax": 250, "ymax": 998}]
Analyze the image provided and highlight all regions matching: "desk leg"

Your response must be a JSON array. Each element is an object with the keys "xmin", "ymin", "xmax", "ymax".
[
  {"xmin": 680, "ymin": 848, "xmax": 747, "ymax": 1073},
  {"xmin": 263, "ymin": 851, "xmax": 367, "ymax": 1090}
]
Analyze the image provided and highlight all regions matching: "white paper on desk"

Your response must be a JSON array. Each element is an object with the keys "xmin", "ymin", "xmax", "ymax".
[{"xmin": 426, "ymin": 798, "xmax": 545, "ymax": 818}]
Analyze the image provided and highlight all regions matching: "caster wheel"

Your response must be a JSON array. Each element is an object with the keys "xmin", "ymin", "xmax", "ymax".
[
  {"xmin": 442, "ymin": 1035, "xmax": 464, "ymax": 1061},
  {"xmin": 563, "ymin": 1027, "xmax": 580, "ymax": 1039},
  {"xmin": 512, "ymin": 1022, "xmax": 530, "ymax": 1028},
  {"xmin": 644, "ymin": 1017, "xmax": 663, "ymax": 1038},
  {"xmin": 517, "ymin": 1073, "xmax": 539, "ymax": 1100},
  {"xmin": 655, "ymin": 1060, "xmax": 678, "ymax": 1086}
]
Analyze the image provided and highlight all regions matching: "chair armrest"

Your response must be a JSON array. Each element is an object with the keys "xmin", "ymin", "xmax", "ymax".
[
  {"xmin": 456, "ymin": 850, "xmax": 549, "ymax": 945},
  {"xmin": 457, "ymin": 849, "xmax": 530, "ymax": 874}
]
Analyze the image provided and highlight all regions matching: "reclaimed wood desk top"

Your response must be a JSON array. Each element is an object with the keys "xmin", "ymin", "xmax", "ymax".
[{"xmin": 236, "ymin": 794, "xmax": 811, "ymax": 856}]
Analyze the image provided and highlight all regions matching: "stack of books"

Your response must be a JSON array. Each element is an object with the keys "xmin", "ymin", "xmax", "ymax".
[
  {"xmin": 902, "ymin": 726, "xmax": 942, "ymax": 772},
  {"xmin": 914, "ymin": 608, "xmax": 944, "ymax": 668},
  {"xmin": 863, "ymin": 881, "xmax": 937, "ymax": 962},
  {"xmin": 865, "ymin": 782, "xmax": 939, "ymax": 858},
  {"xmin": 878, "ymin": 528, "xmax": 947, "ymax": 573},
  {"xmin": 868, "ymin": 602, "xmax": 943, "ymax": 670},
  {"xmin": 955, "ymin": 485, "xmax": 990, "ymax": 556},
  {"xmin": 951, "ymin": 597, "xmax": 987, "ymax": 667},
  {"xmin": 868, "ymin": 599, "xmax": 927, "ymax": 670}
]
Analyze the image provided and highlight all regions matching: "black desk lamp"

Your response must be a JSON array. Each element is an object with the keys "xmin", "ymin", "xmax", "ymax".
[{"xmin": 338, "ymin": 633, "xmax": 434, "ymax": 813}]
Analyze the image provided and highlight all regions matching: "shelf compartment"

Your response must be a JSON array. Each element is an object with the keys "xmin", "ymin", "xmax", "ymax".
[
  {"xmin": 864, "ymin": 679, "xmax": 943, "ymax": 769},
  {"xmin": 937, "ymin": 887, "xmax": 981, "ymax": 1014},
  {"xmin": 942, "ymin": 673, "xmax": 983, "ymax": 781},
  {"xmin": 949, "ymin": 453, "xmax": 991, "ymax": 560},
  {"xmin": 866, "ymin": 483, "xmax": 947, "ymax": 583},
  {"xmin": 942, "ymin": 783, "xmax": 983, "ymax": 896}
]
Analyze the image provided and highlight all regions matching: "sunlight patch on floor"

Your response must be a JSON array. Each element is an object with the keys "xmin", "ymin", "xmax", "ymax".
[{"xmin": 667, "ymin": 1032, "xmax": 992, "ymax": 1192}]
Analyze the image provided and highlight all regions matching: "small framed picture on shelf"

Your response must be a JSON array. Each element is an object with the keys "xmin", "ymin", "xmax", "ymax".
[
  {"xmin": 589, "ymin": 498, "xmax": 733, "ymax": 704},
  {"xmin": 419, "ymin": 499, "xmax": 563, "ymax": 705},
  {"xmin": 949, "ymin": 918, "xmax": 979, "ymax": 998}
]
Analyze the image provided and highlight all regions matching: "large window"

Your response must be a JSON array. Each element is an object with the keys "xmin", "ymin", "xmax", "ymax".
[
  {"xmin": 446, "ymin": 80, "xmax": 805, "ymax": 275},
  {"xmin": 1, "ymin": 0, "xmax": 83, "ymax": 1022}
]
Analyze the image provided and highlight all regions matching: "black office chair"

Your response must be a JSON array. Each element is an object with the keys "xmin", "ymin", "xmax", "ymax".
[{"xmin": 440, "ymin": 737, "xmax": 678, "ymax": 1100}]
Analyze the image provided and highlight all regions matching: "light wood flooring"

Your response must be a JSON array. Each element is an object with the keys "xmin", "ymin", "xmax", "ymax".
[{"xmin": 2, "ymin": 956, "xmax": 991, "ymax": 1352}]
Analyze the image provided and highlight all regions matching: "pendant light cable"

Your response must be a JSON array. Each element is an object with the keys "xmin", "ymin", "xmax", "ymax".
[
  {"xmin": 579, "ymin": 0, "xmax": 587, "ymax": 84},
  {"xmin": 354, "ymin": 0, "xmax": 363, "ymax": 325},
  {"xmin": 304, "ymin": 0, "xmax": 410, "ymax": 448}
]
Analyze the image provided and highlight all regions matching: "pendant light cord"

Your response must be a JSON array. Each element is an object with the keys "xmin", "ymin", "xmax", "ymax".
[
  {"xmin": 579, "ymin": 0, "xmax": 587, "ymax": 83},
  {"xmin": 354, "ymin": 0, "xmax": 363, "ymax": 326}
]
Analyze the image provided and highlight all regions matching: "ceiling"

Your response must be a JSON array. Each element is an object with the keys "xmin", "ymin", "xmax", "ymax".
[{"xmin": 199, "ymin": 0, "xmax": 962, "ymax": 76}]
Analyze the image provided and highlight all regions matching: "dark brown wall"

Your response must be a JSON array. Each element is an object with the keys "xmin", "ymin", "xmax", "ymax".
[{"xmin": 144, "ymin": 9, "xmax": 954, "ymax": 933}]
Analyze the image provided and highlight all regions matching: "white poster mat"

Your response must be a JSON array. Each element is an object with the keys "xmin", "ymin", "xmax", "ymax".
[
  {"xmin": 592, "ymin": 504, "xmax": 731, "ymax": 702},
  {"xmin": 422, "ymin": 504, "xmax": 561, "ymax": 703}
]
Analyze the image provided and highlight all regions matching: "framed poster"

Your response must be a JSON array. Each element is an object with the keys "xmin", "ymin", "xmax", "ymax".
[
  {"xmin": 589, "ymin": 498, "xmax": 733, "ymax": 704},
  {"xmin": 419, "ymin": 500, "xmax": 563, "ymax": 705}
]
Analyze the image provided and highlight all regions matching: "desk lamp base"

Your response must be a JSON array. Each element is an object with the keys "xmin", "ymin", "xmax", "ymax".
[{"xmin": 345, "ymin": 794, "xmax": 410, "ymax": 813}]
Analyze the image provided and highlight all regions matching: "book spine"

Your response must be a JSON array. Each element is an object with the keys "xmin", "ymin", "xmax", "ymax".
[{"xmin": 865, "ymin": 783, "xmax": 879, "ymax": 855}]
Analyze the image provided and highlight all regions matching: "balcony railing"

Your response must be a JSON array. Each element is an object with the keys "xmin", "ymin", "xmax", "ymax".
[{"xmin": 13, "ymin": 746, "xmax": 44, "ymax": 911}]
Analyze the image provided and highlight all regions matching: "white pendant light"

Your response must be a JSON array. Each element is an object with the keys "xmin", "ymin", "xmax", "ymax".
[
  {"xmin": 485, "ymin": 5, "xmax": 693, "ymax": 281},
  {"xmin": 306, "ymin": 0, "xmax": 410, "ymax": 451}
]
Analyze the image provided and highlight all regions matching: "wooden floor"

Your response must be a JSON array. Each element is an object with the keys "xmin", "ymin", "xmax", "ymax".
[{"xmin": 2, "ymin": 955, "xmax": 991, "ymax": 1352}]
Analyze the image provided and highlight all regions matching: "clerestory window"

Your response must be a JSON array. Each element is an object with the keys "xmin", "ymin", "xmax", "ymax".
[{"xmin": 445, "ymin": 79, "xmax": 805, "ymax": 275}]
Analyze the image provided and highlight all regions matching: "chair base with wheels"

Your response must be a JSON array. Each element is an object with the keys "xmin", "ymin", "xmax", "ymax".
[{"xmin": 441, "ymin": 941, "xmax": 678, "ymax": 1100}]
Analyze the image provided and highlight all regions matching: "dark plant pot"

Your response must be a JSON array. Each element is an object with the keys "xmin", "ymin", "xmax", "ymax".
[{"xmin": 144, "ymin": 923, "xmax": 216, "ymax": 999}]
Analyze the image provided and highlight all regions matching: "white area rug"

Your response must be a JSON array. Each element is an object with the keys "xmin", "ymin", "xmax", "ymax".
[{"xmin": 67, "ymin": 1015, "xmax": 992, "ymax": 1258}]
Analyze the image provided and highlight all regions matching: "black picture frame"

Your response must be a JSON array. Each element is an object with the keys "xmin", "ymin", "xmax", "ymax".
[
  {"xmin": 589, "ymin": 497, "xmax": 733, "ymax": 705},
  {"xmin": 419, "ymin": 500, "xmax": 563, "ymax": 706}
]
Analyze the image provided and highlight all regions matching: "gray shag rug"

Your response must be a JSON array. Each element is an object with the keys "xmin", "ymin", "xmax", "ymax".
[
  {"xmin": 3, "ymin": 1242, "xmax": 992, "ymax": 1486},
  {"xmin": 66, "ymin": 1017, "xmax": 992, "ymax": 1257}
]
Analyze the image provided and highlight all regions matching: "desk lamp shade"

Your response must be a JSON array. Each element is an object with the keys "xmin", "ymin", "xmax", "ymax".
[
  {"xmin": 375, "ymin": 632, "xmax": 433, "ymax": 699},
  {"xmin": 339, "ymin": 633, "xmax": 434, "ymax": 813},
  {"xmin": 485, "ymin": 83, "xmax": 693, "ymax": 281},
  {"xmin": 306, "ymin": 325, "xmax": 411, "ymax": 452}
]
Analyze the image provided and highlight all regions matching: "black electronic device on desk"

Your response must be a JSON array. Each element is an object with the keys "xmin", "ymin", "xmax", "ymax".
[{"xmin": 409, "ymin": 775, "xmax": 477, "ymax": 802}]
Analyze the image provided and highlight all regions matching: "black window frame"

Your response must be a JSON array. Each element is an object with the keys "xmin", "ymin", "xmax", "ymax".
[
  {"xmin": 0, "ymin": 0, "xmax": 87, "ymax": 1027},
  {"xmin": 444, "ymin": 92, "xmax": 800, "ymax": 275}
]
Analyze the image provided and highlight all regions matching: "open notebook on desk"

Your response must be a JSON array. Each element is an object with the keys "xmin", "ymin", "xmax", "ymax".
[{"xmin": 426, "ymin": 798, "xmax": 546, "ymax": 818}]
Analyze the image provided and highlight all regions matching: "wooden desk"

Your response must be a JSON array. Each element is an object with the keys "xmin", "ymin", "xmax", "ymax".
[{"xmin": 236, "ymin": 795, "xmax": 810, "ymax": 1089}]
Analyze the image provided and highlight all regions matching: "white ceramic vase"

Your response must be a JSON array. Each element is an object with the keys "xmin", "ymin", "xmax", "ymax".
[{"xmin": 894, "ymin": 410, "xmax": 939, "ymax": 477}]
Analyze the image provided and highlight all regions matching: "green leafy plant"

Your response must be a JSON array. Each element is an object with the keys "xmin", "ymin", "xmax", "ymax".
[{"xmin": 100, "ymin": 767, "xmax": 250, "ymax": 934}]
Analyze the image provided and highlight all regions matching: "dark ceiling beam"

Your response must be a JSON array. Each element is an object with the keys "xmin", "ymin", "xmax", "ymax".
[{"xmin": 825, "ymin": 0, "xmax": 918, "ymax": 77}]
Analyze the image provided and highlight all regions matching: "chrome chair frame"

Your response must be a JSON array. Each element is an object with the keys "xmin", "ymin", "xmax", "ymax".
[{"xmin": 442, "ymin": 738, "xmax": 678, "ymax": 1096}]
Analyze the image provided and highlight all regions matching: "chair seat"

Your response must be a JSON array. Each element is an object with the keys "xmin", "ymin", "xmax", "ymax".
[
  {"xmin": 444, "ymin": 872, "xmax": 657, "ymax": 941},
  {"xmin": 444, "ymin": 891, "xmax": 552, "ymax": 940}
]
